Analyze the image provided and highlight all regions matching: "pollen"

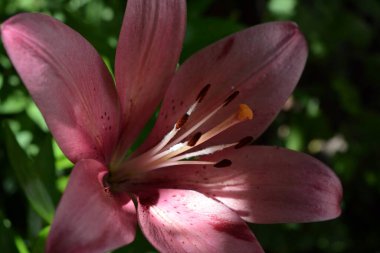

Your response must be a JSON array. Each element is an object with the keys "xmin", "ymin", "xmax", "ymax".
[{"xmin": 236, "ymin": 104, "xmax": 253, "ymax": 121}]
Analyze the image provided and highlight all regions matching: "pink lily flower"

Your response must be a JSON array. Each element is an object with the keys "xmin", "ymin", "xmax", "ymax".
[{"xmin": 1, "ymin": 0, "xmax": 342, "ymax": 252}]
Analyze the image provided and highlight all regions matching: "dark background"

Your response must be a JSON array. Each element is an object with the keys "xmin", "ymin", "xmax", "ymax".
[{"xmin": 1, "ymin": 0, "xmax": 379, "ymax": 252}]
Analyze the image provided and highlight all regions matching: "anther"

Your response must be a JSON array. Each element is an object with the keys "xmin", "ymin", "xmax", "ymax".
[
  {"xmin": 181, "ymin": 104, "xmax": 254, "ymax": 150},
  {"xmin": 115, "ymin": 90, "xmax": 254, "ymax": 179},
  {"xmin": 188, "ymin": 132, "xmax": 202, "ymax": 147},
  {"xmin": 223, "ymin": 91, "xmax": 239, "ymax": 107},
  {"xmin": 235, "ymin": 136, "xmax": 254, "ymax": 149},
  {"xmin": 214, "ymin": 159, "xmax": 232, "ymax": 168},
  {"xmin": 196, "ymin": 84, "xmax": 211, "ymax": 103},
  {"xmin": 176, "ymin": 113, "xmax": 189, "ymax": 129}
]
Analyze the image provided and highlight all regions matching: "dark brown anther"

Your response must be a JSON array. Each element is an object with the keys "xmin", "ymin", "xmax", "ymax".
[
  {"xmin": 214, "ymin": 159, "xmax": 232, "ymax": 168},
  {"xmin": 175, "ymin": 113, "xmax": 189, "ymax": 129},
  {"xmin": 188, "ymin": 132, "xmax": 202, "ymax": 147},
  {"xmin": 234, "ymin": 136, "xmax": 254, "ymax": 149},
  {"xmin": 223, "ymin": 91, "xmax": 239, "ymax": 107},
  {"xmin": 196, "ymin": 84, "xmax": 211, "ymax": 103}
]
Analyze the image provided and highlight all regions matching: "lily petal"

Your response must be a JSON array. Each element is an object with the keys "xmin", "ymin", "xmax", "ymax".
[
  {"xmin": 143, "ymin": 146, "xmax": 342, "ymax": 223},
  {"xmin": 137, "ymin": 189, "xmax": 263, "ymax": 253},
  {"xmin": 141, "ymin": 22, "xmax": 307, "ymax": 152},
  {"xmin": 115, "ymin": 0, "xmax": 186, "ymax": 151},
  {"xmin": 47, "ymin": 159, "xmax": 136, "ymax": 253},
  {"xmin": 1, "ymin": 13, "xmax": 120, "ymax": 163}
]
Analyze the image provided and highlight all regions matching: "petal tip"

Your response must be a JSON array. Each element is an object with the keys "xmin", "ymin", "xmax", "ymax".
[
  {"xmin": 332, "ymin": 175, "xmax": 344, "ymax": 218},
  {"xmin": 1, "ymin": 13, "xmax": 37, "ymax": 39},
  {"xmin": 277, "ymin": 21, "xmax": 307, "ymax": 50},
  {"xmin": 0, "ymin": 16, "xmax": 14, "ymax": 36}
]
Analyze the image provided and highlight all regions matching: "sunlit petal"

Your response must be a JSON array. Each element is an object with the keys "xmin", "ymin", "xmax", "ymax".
[
  {"xmin": 143, "ymin": 146, "xmax": 342, "ymax": 223},
  {"xmin": 115, "ymin": 0, "xmax": 186, "ymax": 152},
  {"xmin": 137, "ymin": 189, "xmax": 263, "ymax": 253},
  {"xmin": 1, "ymin": 13, "xmax": 120, "ymax": 163}
]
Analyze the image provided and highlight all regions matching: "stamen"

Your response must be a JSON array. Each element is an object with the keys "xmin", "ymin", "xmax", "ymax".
[
  {"xmin": 196, "ymin": 84, "xmax": 211, "ymax": 103},
  {"xmin": 214, "ymin": 159, "xmax": 232, "ymax": 168},
  {"xmin": 170, "ymin": 91, "xmax": 241, "ymax": 146},
  {"xmin": 173, "ymin": 143, "xmax": 236, "ymax": 161},
  {"xmin": 156, "ymin": 104, "xmax": 254, "ymax": 161},
  {"xmin": 176, "ymin": 113, "xmax": 189, "ymax": 129},
  {"xmin": 169, "ymin": 142, "xmax": 186, "ymax": 152},
  {"xmin": 111, "ymin": 89, "xmax": 254, "ymax": 182},
  {"xmin": 150, "ymin": 84, "xmax": 213, "ymax": 155},
  {"xmin": 170, "ymin": 105, "xmax": 221, "ymax": 145},
  {"xmin": 223, "ymin": 91, "xmax": 239, "ymax": 107},
  {"xmin": 186, "ymin": 84, "xmax": 211, "ymax": 118},
  {"xmin": 186, "ymin": 102, "xmax": 198, "ymax": 116},
  {"xmin": 148, "ymin": 126, "xmax": 179, "ymax": 155},
  {"xmin": 194, "ymin": 104, "xmax": 254, "ymax": 147},
  {"xmin": 132, "ymin": 160, "xmax": 215, "ymax": 173},
  {"xmin": 187, "ymin": 132, "xmax": 202, "ymax": 147},
  {"xmin": 148, "ymin": 142, "xmax": 186, "ymax": 163},
  {"xmin": 235, "ymin": 136, "xmax": 254, "ymax": 149},
  {"xmin": 154, "ymin": 160, "xmax": 214, "ymax": 169}
]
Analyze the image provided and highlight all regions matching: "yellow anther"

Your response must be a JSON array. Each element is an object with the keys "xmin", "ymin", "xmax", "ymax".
[{"xmin": 236, "ymin": 104, "xmax": 253, "ymax": 121}]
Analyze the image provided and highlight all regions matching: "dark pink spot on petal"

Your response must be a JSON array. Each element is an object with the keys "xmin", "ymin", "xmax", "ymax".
[
  {"xmin": 217, "ymin": 37, "xmax": 235, "ymax": 60},
  {"xmin": 138, "ymin": 190, "xmax": 160, "ymax": 207},
  {"xmin": 211, "ymin": 217, "xmax": 255, "ymax": 242}
]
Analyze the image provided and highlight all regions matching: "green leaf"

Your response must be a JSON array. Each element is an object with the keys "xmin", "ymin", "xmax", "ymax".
[
  {"xmin": 0, "ymin": 90, "xmax": 30, "ymax": 114},
  {"xmin": 31, "ymin": 226, "xmax": 50, "ymax": 253},
  {"xmin": 3, "ymin": 123, "xmax": 55, "ymax": 223},
  {"xmin": 34, "ymin": 134, "xmax": 60, "ymax": 204},
  {"xmin": 0, "ymin": 211, "xmax": 18, "ymax": 253},
  {"xmin": 15, "ymin": 235, "xmax": 30, "ymax": 253}
]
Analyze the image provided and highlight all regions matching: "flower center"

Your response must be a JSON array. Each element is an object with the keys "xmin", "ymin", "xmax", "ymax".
[{"xmin": 108, "ymin": 84, "xmax": 254, "ymax": 187}]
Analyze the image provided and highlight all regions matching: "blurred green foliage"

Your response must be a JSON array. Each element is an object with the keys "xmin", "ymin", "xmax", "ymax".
[{"xmin": 1, "ymin": 0, "xmax": 379, "ymax": 252}]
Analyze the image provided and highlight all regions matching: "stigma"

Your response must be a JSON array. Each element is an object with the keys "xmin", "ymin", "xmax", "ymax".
[{"xmin": 109, "ymin": 84, "xmax": 254, "ymax": 183}]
